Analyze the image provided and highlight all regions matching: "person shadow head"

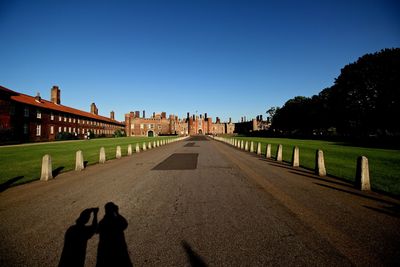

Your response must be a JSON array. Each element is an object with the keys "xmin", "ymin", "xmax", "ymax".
[
  {"xmin": 58, "ymin": 207, "xmax": 99, "ymax": 267},
  {"xmin": 96, "ymin": 202, "xmax": 133, "ymax": 267}
]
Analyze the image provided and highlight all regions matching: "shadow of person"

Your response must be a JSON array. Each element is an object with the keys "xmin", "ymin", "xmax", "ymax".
[
  {"xmin": 58, "ymin": 207, "xmax": 99, "ymax": 267},
  {"xmin": 96, "ymin": 202, "xmax": 133, "ymax": 267},
  {"xmin": 182, "ymin": 241, "xmax": 208, "ymax": 267}
]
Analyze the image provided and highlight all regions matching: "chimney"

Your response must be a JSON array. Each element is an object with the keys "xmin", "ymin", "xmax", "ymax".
[
  {"xmin": 135, "ymin": 111, "xmax": 140, "ymax": 118},
  {"xmin": 143, "ymin": 110, "xmax": 145, "ymax": 118},
  {"xmin": 205, "ymin": 113, "xmax": 208, "ymax": 120},
  {"xmin": 161, "ymin": 112, "xmax": 166, "ymax": 119},
  {"xmin": 193, "ymin": 114, "xmax": 195, "ymax": 120},
  {"xmin": 153, "ymin": 112, "xmax": 155, "ymax": 118},
  {"xmin": 229, "ymin": 117, "xmax": 232, "ymax": 123},
  {"xmin": 35, "ymin": 92, "xmax": 41, "ymax": 102},
  {"xmin": 216, "ymin": 117, "xmax": 220, "ymax": 124},
  {"xmin": 187, "ymin": 112, "xmax": 190, "ymax": 119},
  {"xmin": 260, "ymin": 115, "xmax": 263, "ymax": 121},
  {"xmin": 200, "ymin": 114, "xmax": 202, "ymax": 119},
  {"xmin": 110, "ymin": 111, "xmax": 115, "ymax": 120},
  {"xmin": 51, "ymin": 86, "xmax": 60, "ymax": 104},
  {"xmin": 90, "ymin": 103, "xmax": 98, "ymax": 115}
]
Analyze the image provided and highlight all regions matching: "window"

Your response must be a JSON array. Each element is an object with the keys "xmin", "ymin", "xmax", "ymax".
[
  {"xmin": 64, "ymin": 116, "xmax": 67, "ymax": 122},
  {"xmin": 68, "ymin": 127, "xmax": 71, "ymax": 133},
  {"xmin": 59, "ymin": 114, "xmax": 62, "ymax": 121},
  {"xmin": 130, "ymin": 124, "xmax": 134, "ymax": 129},
  {"xmin": 24, "ymin": 107, "xmax": 29, "ymax": 117},
  {"xmin": 69, "ymin": 117, "xmax": 72, "ymax": 123},
  {"xmin": 78, "ymin": 119, "xmax": 80, "ymax": 124},
  {"xmin": 59, "ymin": 126, "xmax": 61, "ymax": 132},
  {"xmin": 37, "ymin": 109, "xmax": 41, "ymax": 119},
  {"xmin": 50, "ymin": 126, "xmax": 54, "ymax": 134},
  {"xmin": 73, "ymin": 127, "xmax": 75, "ymax": 133},
  {"xmin": 73, "ymin": 118, "xmax": 76, "ymax": 123},
  {"xmin": 50, "ymin": 113, "xmax": 54, "ymax": 120},
  {"xmin": 36, "ymin": 124, "xmax": 41, "ymax": 136},
  {"xmin": 64, "ymin": 127, "xmax": 67, "ymax": 132},
  {"xmin": 24, "ymin": 124, "xmax": 28, "ymax": 134},
  {"xmin": 10, "ymin": 105, "xmax": 15, "ymax": 115},
  {"xmin": 140, "ymin": 124, "xmax": 144, "ymax": 129}
]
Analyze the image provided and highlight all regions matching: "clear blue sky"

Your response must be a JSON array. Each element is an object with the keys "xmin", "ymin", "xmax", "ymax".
[{"xmin": 1, "ymin": 0, "xmax": 399, "ymax": 122}]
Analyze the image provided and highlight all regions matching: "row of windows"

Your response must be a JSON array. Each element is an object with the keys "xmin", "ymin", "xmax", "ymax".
[
  {"xmin": 23, "ymin": 106, "xmax": 119, "ymax": 128},
  {"xmin": 29, "ymin": 124, "xmax": 118, "ymax": 136}
]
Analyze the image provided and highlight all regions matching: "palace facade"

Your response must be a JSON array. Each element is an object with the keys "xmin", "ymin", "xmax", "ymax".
[
  {"xmin": 125, "ymin": 111, "xmax": 235, "ymax": 137},
  {"xmin": 0, "ymin": 85, "xmax": 124, "ymax": 144}
]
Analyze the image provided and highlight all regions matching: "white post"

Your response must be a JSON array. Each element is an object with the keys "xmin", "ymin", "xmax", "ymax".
[
  {"xmin": 257, "ymin": 142, "xmax": 262, "ymax": 155},
  {"xmin": 99, "ymin": 147, "xmax": 106, "ymax": 163},
  {"xmin": 292, "ymin": 146, "xmax": 299, "ymax": 167},
  {"xmin": 356, "ymin": 156, "xmax": 370, "ymax": 191},
  {"xmin": 315, "ymin": 150, "xmax": 326, "ymax": 176},
  {"xmin": 127, "ymin": 144, "xmax": 132, "ymax": 156},
  {"xmin": 136, "ymin": 143, "xmax": 140, "ymax": 153},
  {"xmin": 250, "ymin": 141, "xmax": 254, "ymax": 153},
  {"xmin": 40, "ymin": 154, "xmax": 53, "ymax": 181},
  {"xmin": 276, "ymin": 144, "xmax": 283, "ymax": 162},
  {"xmin": 116, "ymin": 146, "xmax": 122, "ymax": 159},
  {"xmin": 266, "ymin": 144, "xmax": 271, "ymax": 159},
  {"xmin": 143, "ymin": 142, "xmax": 147, "ymax": 151},
  {"xmin": 75, "ymin": 150, "xmax": 84, "ymax": 171}
]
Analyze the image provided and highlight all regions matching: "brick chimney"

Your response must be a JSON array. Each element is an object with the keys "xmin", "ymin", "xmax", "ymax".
[
  {"xmin": 143, "ymin": 110, "xmax": 145, "ymax": 118},
  {"xmin": 110, "ymin": 111, "xmax": 115, "ymax": 120},
  {"xmin": 35, "ymin": 92, "xmax": 41, "ymax": 102},
  {"xmin": 90, "ymin": 103, "xmax": 98, "ymax": 115},
  {"xmin": 51, "ymin": 86, "xmax": 60, "ymax": 104}
]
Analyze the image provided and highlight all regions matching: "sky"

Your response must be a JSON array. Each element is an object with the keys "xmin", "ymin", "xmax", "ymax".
[{"xmin": 1, "ymin": 0, "xmax": 399, "ymax": 122}]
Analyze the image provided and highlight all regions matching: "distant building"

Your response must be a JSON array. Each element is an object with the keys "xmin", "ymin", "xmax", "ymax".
[
  {"xmin": 125, "ymin": 111, "xmax": 235, "ymax": 136},
  {"xmin": 0, "ymin": 85, "xmax": 124, "ymax": 144},
  {"xmin": 234, "ymin": 115, "xmax": 270, "ymax": 134}
]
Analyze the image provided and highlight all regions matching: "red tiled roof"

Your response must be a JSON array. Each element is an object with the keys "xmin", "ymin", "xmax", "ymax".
[{"xmin": 0, "ymin": 85, "xmax": 124, "ymax": 126}]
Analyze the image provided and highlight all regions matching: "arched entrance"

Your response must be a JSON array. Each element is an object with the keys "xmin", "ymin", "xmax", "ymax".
[
  {"xmin": 148, "ymin": 130, "xmax": 154, "ymax": 137},
  {"xmin": 198, "ymin": 129, "xmax": 203, "ymax": 135}
]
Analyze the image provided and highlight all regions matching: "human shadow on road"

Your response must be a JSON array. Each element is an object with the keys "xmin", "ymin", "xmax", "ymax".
[
  {"xmin": 58, "ymin": 207, "xmax": 99, "ymax": 267},
  {"xmin": 182, "ymin": 241, "xmax": 208, "ymax": 267},
  {"xmin": 96, "ymin": 202, "xmax": 133, "ymax": 267}
]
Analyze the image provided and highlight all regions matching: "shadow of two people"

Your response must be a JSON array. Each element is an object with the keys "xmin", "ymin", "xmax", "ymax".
[{"xmin": 58, "ymin": 202, "xmax": 132, "ymax": 267}]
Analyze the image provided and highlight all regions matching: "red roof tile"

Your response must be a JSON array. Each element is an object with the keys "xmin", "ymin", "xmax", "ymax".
[{"xmin": 0, "ymin": 85, "xmax": 124, "ymax": 126}]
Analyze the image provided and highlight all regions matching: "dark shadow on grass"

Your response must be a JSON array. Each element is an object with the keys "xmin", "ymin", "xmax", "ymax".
[
  {"xmin": 314, "ymin": 183, "xmax": 400, "ymax": 206},
  {"xmin": 363, "ymin": 205, "xmax": 400, "ymax": 218},
  {"xmin": 84, "ymin": 161, "xmax": 89, "ymax": 168},
  {"xmin": 182, "ymin": 241, "xmax": 208, "ymax": 267},
  {"xmin": 52, "ymin": 167, "xmax": 65, "ymax": 178},
  {"xmin": 0, "ymin": 176, "xmax": 24, "ymax": 192}
]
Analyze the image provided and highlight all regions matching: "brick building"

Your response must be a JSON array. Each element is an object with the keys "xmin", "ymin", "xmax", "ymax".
[
  {"xmin": 0, "ymin": 85, "xmax": 124, "ymax": 144},
  {"xmin": 125, "ymin": 111, "xmax": 235, "ymax": 136},
  {"xmin": 234, "ymin": 115, "xmax": 270, "ymax": 134}
]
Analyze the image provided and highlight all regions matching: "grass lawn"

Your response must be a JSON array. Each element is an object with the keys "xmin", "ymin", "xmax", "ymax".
[
  {"xmin": 230, "ymin": 137, "xmax": 400, "ymax": 196},
  {"xmin": 0, "ymin": 136, "xmax": 176, "ymax": 187}
]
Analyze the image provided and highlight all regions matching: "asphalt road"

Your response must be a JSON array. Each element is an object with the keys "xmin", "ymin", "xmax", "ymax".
[{"xmin": 0, "ymin": 136, "xmax": 399, "ymax": 266}]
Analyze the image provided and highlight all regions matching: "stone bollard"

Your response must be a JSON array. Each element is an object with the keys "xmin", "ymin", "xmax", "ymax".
[
  {"xmin": 315, "ymin": 150, "xmax": 326, "ymax": 176},
  {"xmin": 245, "ymin": 141, "xmax": 249, "ymax": 151},
  {"xmin": 40, "ymin": 154, "xmax": 53, "ymax": 181},
  {"xmin": 250, "ymin": 141, "xmax": 254, "ymax": 153},
  {"xmin": 276, "ymin": 144, "xmax": 283, "ymax": 162},
  {"xmin": 157, "ymin": 140, "xmax": 160, "ymax": 147},
  {"xmin": 127, "ymin": 144, "xmax": 132, "ymax": 156},
  {"xmin": 292, "ymin": 146, "xmax": 300, "ymax": 167},
  {"xmin": 266, "ymin": 144, "xmax": 271, "ymax": 158},
  {"xmin": 75, "ymin": 150, "xmax": 84, "ymax": 171},
  {"xmin": 143, "ymin": 142, "xmax": 147, "ymax": 151},
  {"xmin": 136, "ymin": 143, "xmax": 140, "ymax": 153},
  {"xmin": 356, "ymin": 156, "xmax": 370, "ymax": 191},
  {"xmin": 148, "ymin": 142, "xmax": 152, "ymax": 149},
  {"xmin": 116, "ymin": 146, "xmax": 122, "ymax": 159},
  {"xmin": 257, "ymin": 142, "xmax": 262, "ymax": 155},
  {"xmin": 153, "ymin": 141, "xmax": 156, "ymax": 148},
  {"xmin": 99, "ymin": 147, "xmax": 106, "ymax": 163},
  {"xmin": 241, "ymin": 140, "xmax": 244, "ymax": 150}
]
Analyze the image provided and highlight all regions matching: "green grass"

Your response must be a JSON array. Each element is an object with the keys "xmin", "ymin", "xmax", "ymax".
[
  {"xmin": 230, "ymin": 137, "xmax": 400, "ymax": 196},
  {"xmin": 0, "ymin": 136, "xmax": 176, "ymax": 186}
]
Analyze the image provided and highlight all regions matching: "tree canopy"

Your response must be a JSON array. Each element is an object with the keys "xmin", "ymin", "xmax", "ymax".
[{"xmin": 270, "ymin": 48, "xmax": 400, "ymax": 138}]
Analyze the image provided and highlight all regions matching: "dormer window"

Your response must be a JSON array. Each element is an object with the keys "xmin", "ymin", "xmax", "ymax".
[{"xmin": 37, "ymin": 109, "xmax": 41, "ymax": 119}]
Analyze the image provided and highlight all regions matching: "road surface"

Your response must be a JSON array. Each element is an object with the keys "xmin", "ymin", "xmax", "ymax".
[{"xmin": 0, "ymin": 136, "xmax": 399, "ymax": 266}]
